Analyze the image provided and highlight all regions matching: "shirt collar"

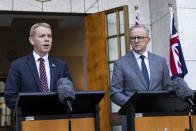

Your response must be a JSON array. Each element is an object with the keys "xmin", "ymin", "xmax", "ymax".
[
  {"xmin": 132, "ymin": 50, "xmax": 148, "ymax": 59},
  {"xmin": 33, "ymin": 51, "xmax": 49, "ymax": 62}
]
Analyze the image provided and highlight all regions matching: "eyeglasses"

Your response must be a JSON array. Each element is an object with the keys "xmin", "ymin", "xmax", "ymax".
[{"xmin": 129, "ymin": 36, "xmax": 149, "ymax": 41}]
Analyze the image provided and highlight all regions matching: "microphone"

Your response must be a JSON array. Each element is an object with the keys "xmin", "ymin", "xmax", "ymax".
[
  {"xmin": 57, "ymin": 78, "xmax": 75, "ymax": 112},
  {"xmin": 165, "ymin": 77, "xmax": 194, "ymax": 107},
  {"xmin": 175, "ymin": 77, "xmax": 194, "ymax": 107}
]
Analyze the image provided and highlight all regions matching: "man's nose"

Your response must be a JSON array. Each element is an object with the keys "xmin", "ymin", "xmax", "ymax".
[
  {"xmin": 44, "ymin": 36, "xmax": 50, "ymax": 40},
  {"xmin": 135, "ymin": 37, "xmax": 138, "ymax": 42}
]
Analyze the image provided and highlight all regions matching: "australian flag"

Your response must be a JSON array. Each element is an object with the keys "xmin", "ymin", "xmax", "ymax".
[{"xmin": 169, "ymin": 7, "xmax": 188, "ymax": 80}]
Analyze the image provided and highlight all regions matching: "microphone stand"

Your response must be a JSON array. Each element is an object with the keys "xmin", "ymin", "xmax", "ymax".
[
  {"xmin": 185, "ymin": 105, "xmax": 194, "ymax": 131},
  {"xmin": 67, "ymin": 101, "xmax": 73, "ymax": 131},
  {"xmin": 68, "ymin": 109, "xmax": 72, "ymax": 131}
]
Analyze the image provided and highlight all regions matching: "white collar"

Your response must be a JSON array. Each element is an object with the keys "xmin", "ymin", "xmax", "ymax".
[
  {"xmin": 33, "ymin": 51, "xmax": 49, "ymax": 61},
  {"xmin": 132, "ymin": 50, "xmax": 148, "ymax": 59}
]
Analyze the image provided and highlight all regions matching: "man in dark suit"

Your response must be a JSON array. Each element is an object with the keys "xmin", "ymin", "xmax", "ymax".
[
  {"xmin": 110, "ymin": 25, "xmax": 171, "ymax": 106},
  {"xmin": 4, "ymin": 22, "xmax": 72, "ymax": 109}
]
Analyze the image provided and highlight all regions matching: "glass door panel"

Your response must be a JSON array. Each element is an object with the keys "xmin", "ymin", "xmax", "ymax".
[
  {"xmin": 119, "ymin": 10, "xmax": 124, "ymax": 34},
  {"xmin": 108, "ymin": 38, "xmax": 118, "ymax": 61},
  {"xmin": 107, "ymin": 13, "xmax": 117, "ymax": 36}
]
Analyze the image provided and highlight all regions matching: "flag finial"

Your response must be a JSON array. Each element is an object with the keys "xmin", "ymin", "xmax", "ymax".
[
  {"xmin": 168, "ymin": 2, "xmax": 172, "ymax": 7},
  {"xmin": 134, "ymin": 5, "xmax": 138, "ymax": 11}
]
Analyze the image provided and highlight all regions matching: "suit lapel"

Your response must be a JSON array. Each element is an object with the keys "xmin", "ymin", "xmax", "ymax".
[
  {"xmin": 127, "ymin": 51, "xmax": 147, "ymax": 89},
  {"xmin": 26, "ymin": 53, "xmax": 41, "ymax": 91},
  {"xmin": 49, "ymin": 57, "xmax": 56, "ymax": 91}
]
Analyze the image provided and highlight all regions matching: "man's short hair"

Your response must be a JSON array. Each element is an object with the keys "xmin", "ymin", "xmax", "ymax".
[
  {"xmin": 129, "ymin": 25, "xmax": 149, "ymax": 36},
  {"xmin": 30, "ymin": 22, "xmax": 51, "ymax": 37}
]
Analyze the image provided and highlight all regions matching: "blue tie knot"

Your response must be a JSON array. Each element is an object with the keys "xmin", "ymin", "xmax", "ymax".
[{"xmin": 140, "ymin": 55, "xmax": 145, "ymax": 60}]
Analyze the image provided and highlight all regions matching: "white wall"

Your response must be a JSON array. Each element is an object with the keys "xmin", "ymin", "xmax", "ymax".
[
  {"xmin": 176, "ymin": 0, "xmax": 196, "ymax": 89},
  {"xmin": 150, "ymin": 0, "xmax": 170, "ymax": 63}
]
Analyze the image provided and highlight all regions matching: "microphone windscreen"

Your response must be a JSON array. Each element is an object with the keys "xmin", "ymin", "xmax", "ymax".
[
  {"xmin": 164, "ymin": 80, "xmax": 176, "ymax": 92},
  {"xmin": 57, "ymin": 78, "xmax": 75, "ymax": 104},
  {"xmin": 173, "ymin": 77, "xmax": 194, "ymax": 101}
]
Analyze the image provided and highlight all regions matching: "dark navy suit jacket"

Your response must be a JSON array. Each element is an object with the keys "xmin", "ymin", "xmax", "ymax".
[{"xmin": 4, "ymin": 53, "xmax": 72, "ymax": 109}]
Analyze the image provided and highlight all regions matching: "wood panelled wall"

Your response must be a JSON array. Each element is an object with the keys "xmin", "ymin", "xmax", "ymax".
[{"xmin": 85, "ymin": 12, "xmax": 110, "ymax": 131}]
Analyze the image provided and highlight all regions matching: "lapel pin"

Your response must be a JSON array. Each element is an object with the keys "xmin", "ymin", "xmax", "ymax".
[{"xmin": 52, "ymin": 64, "xmax": 55, "ymax": 67}]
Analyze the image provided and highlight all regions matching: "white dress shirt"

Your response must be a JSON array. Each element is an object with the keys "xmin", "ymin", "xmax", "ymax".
[
  {"xmin": 132, "ymin": 50, "xmax": 150, "ymax": 79},
  {"xmin": 33, "ymin": 51, "xmax": 51, "ymax": 90}
]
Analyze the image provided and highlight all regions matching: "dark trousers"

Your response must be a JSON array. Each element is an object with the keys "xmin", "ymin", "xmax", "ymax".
[{"xmin": 122, "ymin": 115, "xmax": 127, "ymax": 131}]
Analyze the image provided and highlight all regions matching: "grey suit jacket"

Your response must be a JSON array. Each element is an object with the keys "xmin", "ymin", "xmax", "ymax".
[{"xmin": 110, "ymin": 50, "xmax": 171, "ymax": 106}]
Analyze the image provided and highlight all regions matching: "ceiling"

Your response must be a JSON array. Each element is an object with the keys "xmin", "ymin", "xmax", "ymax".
[{"xmin": 0, "ymin": 13, "xmax": 85, "ymax": 28}]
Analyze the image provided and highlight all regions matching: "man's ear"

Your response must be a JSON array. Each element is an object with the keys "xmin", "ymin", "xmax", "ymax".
[
  {"xmin": 29, "ymin": 36, "xmax": 34, "ymax": 46},
  {"xmin": 147, "ymin": 37, "xmax": 151, "ymax": 43}
]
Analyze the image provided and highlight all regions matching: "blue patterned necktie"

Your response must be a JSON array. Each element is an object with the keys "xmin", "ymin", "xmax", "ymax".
[
  {"xmin": 140, "ymin": 55, "xmax": 150, "ymax": 89},
  {"xmin": 39, "ymin": 58, "xmax": 49, "ymax": 92}
]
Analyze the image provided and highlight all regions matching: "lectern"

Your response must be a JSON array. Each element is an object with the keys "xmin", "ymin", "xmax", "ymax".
[
  {"xmin": 119, "ymin": 91, "xmax": 195, "ymax": 131},
  {"xmin": 14, "ymin": 91, "xmax": 104, "ymax": 131}
]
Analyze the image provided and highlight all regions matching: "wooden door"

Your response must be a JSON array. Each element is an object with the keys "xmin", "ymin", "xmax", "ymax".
[
  {"xmin": 85, "ymin": 12, "xmax": 110, "ymax": 131},
  {"xmin": 85, "ymin": 5, "xmax": 129, "ymax": 131}
]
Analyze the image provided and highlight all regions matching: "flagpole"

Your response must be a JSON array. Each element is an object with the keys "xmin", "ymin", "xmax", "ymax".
[
  {"xmin": 169, "ymin": 2, "xmax": 173, "ymax": 40},
  {"xmin": 134, "ymin": 5, "xmax": 139, "ymax": 25}
]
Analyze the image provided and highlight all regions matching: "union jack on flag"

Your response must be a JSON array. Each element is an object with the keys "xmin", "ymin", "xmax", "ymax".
[
  {"xmin": 169, "ymin": 7, "xmax": 188, "ymax": 80},
  {"xmin": 135, "ymin": 11, "xmax": 139, "ymax": 25}
]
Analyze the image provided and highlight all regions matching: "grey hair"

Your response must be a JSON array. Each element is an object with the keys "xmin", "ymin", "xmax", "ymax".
[
  {"xmin": 129, "ymin": 25, "xmax": 149, "ymax": 37},
  {"xmin": 29, "ymin": 22, "xmax": 51, "ymax": 36}
]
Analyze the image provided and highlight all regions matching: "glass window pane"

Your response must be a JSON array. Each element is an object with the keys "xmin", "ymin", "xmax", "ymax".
[
  {"xmin": 111, "ymin": 101, "xmax": 121, "ymax": 112},
  {"xmin": 108, "ymin": 37, "xmax": 118, "ymax": 61},
  {"xmin": 112, "ymin": 126, "xmax": 122, "ymax": 131},
  {"xmin": 109, "ymin": 63, "xmax": 114, "ymax": 72},
  {"xmin": 107, "ymin": 13, "xmax": 117, "ymax": 36},
  {"xmin": 109, "ymin": 63, "xmax": 114, "ymax": 81},
  {"xmin": 120, "ymin": 36, "xmax": 126, "ymax": 56},
  {"xmin": 112, "ymin": 125, "xmax": 122, "ymax": 131},
  {"xmin": 119, "ymin": 10, "xmax": 124, "ymax": 34},
  {"xmin": 110, "ymin": 71, "xmax": 113, "ymax": 81}
]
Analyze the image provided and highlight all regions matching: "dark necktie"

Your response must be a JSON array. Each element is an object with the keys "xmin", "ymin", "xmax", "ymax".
[
  {"xmin": 39, "ymin": 58, "xmax": 49, "ymax": 92},
  {"xmin": 140, "ymin": 55, "xmax": 150, "ymax": 88}
]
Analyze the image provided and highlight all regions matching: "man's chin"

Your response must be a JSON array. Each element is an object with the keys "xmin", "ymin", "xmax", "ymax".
[
  {"xmin": 39, "ymin": 50, "xmax": 50, "ymax": 56},
  {"xmin": 134, "ymin": 49, "xmax": 142, "ymax": 53},
  {"xmin": 134, "ymin": 49, "xmax": 144, "ymax": 54},
  {"xmin": 42, "ymin": 49, "xmax": 51, "ymax": 53}
]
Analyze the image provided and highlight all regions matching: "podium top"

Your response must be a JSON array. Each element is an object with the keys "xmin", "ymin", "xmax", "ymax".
[
  {"xmin": 16, "ymin": 91, "xmax": 105, "ymax": 116},
  {"xmin": 119, "ymin": 91, "xmax": 190, "ymax": 115}
]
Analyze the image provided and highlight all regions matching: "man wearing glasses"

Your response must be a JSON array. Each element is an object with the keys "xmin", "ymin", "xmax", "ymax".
[{"xmin": 110, "ymin": 24, "xmax": 171, "ymax": 106}]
